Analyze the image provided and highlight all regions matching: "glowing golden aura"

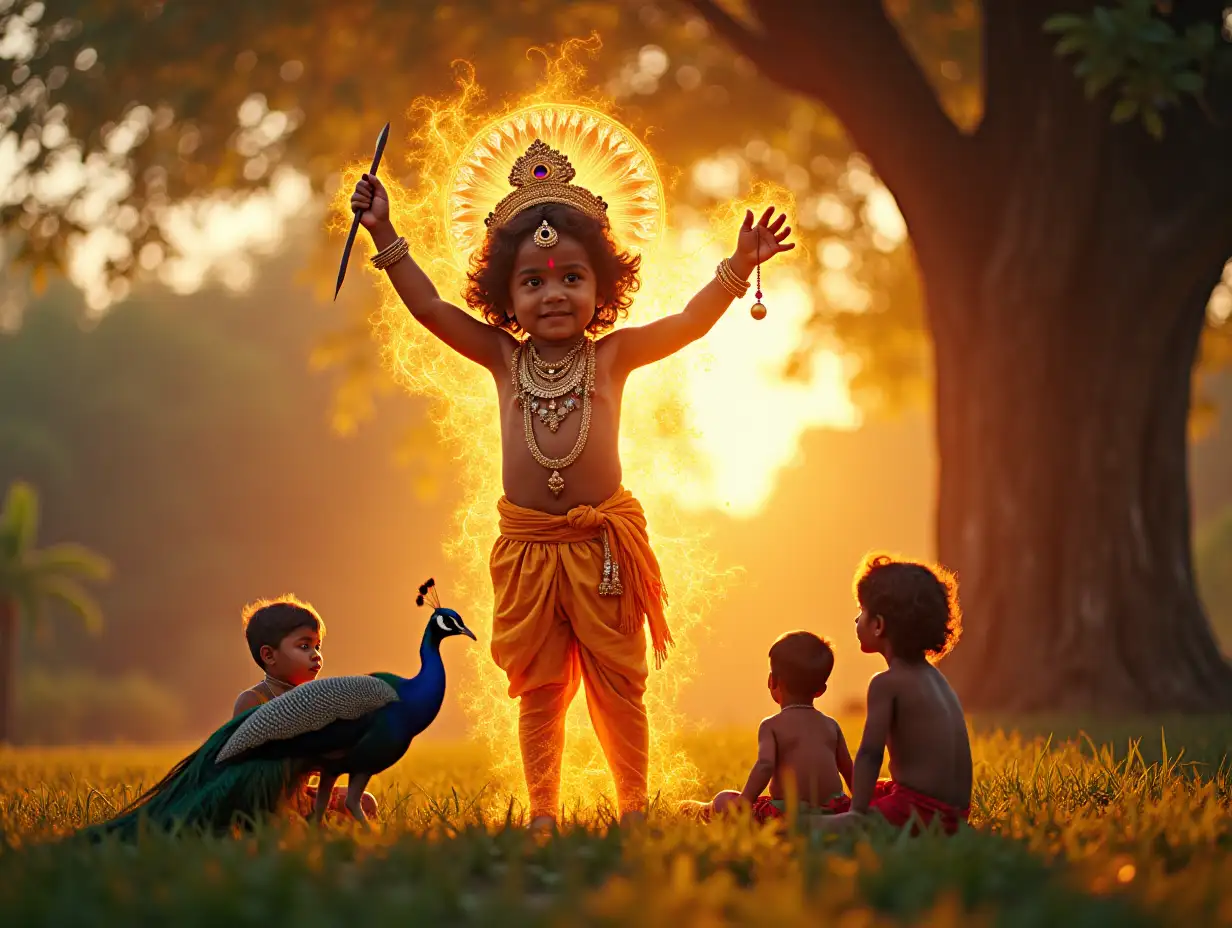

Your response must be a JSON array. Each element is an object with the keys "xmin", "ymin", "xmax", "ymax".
[
  {"xmin": 333, "ymin": 43, "xmax": 807, "ymax": 817},
  {"xmin": 445, "ymin": 104, "xmax": 667, "ymax": 268}
]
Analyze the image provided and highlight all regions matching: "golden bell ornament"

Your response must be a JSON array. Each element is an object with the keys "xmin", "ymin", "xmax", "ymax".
[{"xmin": 750, "ymin": 301, "xmax": 767, "ymax": 320}]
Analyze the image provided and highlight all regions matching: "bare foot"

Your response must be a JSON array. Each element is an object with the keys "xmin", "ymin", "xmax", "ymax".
[
  {"xmin": 528, "ymin": 815, "xmax": 556, "ymax": 835},
  {"xmin": 677, "ymin": 800, "xmax": 711, "ymax": 822}
]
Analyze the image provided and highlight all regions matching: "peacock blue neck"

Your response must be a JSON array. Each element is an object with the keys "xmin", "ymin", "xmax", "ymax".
[{"xmin": 391, "ymin": 623, "xmax": 447, "ymax": 724}]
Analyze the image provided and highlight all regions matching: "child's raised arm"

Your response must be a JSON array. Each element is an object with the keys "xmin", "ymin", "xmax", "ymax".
[
  {"xmin": 738, "ymin": 718, "xmax": 777, "ymax": 804},
  {"xmin": 850, "ymin": 672, "xmax": 894, "ymax": 814},
  {"xmin": 608, "ymin": 207, "xmax": 794, "ymax": 373},
  {"xmin": 352, "ymin": 175, "xmax": 512, "ymax": 373}
]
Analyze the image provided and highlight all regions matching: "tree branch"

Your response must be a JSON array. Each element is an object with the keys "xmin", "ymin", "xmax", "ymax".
[{"xmin": 682, "ymin": 0, "xmax": 973, "ymax": 259}]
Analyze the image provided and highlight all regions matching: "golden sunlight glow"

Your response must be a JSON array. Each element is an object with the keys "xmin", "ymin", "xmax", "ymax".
[
  {"xmin": 332, "ymin": 45, "xmax": 853, "ymax": 814},
  {"xmin": 445, "ymin": 104, "xmax": 666, "ymax": 267}
]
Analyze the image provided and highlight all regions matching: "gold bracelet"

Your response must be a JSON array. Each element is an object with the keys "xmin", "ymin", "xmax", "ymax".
[
  {"xmin": 717, "ymin": 258, "xmax": 750, "ymax": 294},
  {"xmin": 372, "ymin": 237, "xmax": 408, "ymax": 269},
  {"xmin": 371, "ymin": 236, "xmax": 409, "ymax": 270},
  {"xmin": 714, "ymin": 258, "xmax": 750, "ymax": 298},
  {"xmin": 371, "ymin": 236, "xmax": 401, "ymax": 265}
]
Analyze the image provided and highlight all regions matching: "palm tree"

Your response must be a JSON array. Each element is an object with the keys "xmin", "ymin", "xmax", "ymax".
[{"xmin": 0, "ymin": 481, "xmax": 111, "ymax": 744}]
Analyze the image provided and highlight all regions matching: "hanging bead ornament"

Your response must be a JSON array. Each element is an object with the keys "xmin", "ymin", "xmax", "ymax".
[{"xmin": 750, "ymin": 231, "xmax": 767, "ymax": 320}]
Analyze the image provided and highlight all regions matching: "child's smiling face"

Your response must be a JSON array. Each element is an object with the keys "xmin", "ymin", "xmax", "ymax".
[{"xmin": 508, "ymin": 233, "xmax": 599, "ymax": 345}]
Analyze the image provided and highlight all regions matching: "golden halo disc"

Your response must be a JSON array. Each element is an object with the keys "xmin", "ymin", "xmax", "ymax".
[{"xmin": 445, "ymin": 104, "xmax": 666, "ymax": 268}]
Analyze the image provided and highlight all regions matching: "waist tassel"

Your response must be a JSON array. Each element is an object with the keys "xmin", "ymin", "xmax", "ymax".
[
  {"xmin": 599, "ymin": 528, "xmax": 625, "ymax": 600},
  {"xmin": 600, "ymin": 526, "xmax": 670, "ymax": 667}
]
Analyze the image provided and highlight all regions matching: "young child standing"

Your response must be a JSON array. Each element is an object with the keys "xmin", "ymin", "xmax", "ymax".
[
  {"xmin": 681, "ymin": 631, "xmax": 854, "ymax": 824},
  {"xmin": 350, "ymin": 140, "xmax": 794, "ymax": 828},
  {"xmin": 821, "ymin": 553, "xmax": 972, "ymax": 834},
  {"xmin": 232, "ymin": 595, "xmax": 376, "ymax": 819}
]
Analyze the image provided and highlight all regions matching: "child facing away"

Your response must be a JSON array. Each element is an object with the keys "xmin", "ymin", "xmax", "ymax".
[
  {"xmin": 350, "ymin": 139, "xmax": 794, "ymax": 828},
  {"xmin": 233, "ymin": 595, "xmax": 377, "ymax": 819},
  {"xmin": 680, "ymin": 631, "xmax": 854, "ymax": 824},
  {"xmin": 818, "ymin": 553, "xmax": 972, "ymax": 835}
]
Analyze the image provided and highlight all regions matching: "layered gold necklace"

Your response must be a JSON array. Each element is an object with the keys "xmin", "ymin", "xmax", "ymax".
[{"xmin": 511, "ymin": 337, "xmax": 596, "ymax": 496}]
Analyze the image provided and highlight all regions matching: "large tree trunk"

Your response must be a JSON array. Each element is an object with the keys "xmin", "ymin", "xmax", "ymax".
[
  {"xmin": 689, "ymin": 0, "xmax": 1232, "ymax": 711},
  {"xmin": 933, "ymin": 261, "xmax": 1232, "ymax": 711},
  {"xmin": 921, "ymin": 4, "xmax": 1232, "ymax": 711},
  {"xmin": 0, "ymin": 599, "xmax": 17, "ymax": 743}
]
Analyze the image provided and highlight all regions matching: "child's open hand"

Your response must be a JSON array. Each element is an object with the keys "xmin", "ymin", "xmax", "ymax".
[
  {"xmin": 350, "ymin": 174, "xmax": 391, "ymax": 231},
  {"xmin": 732, "ymin": 207, "xmax": 794, "ymax": 276}
]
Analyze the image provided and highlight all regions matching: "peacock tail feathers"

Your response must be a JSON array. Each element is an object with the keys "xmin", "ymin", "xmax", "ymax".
[
  {"xmin": 80, "ymin": 711, "xmax": 305, "ymax": 842},
  {"xmin": 216, "ymin": 675, "xmax": 399, "ymax": 764}
]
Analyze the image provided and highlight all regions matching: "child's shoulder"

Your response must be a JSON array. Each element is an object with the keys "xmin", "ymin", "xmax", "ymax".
[
  {"xmin": 813, "ymin": 709, "xmax": 847, "ymax": 739},
  {"xmin": 866, "ymin": 667, "xmax": 902, "ymax": 697},
  {"xmin": 814, "ymin": 708, "xmax": 842, "ymax": 727},
  {"xmin": 232, "ymin": 684, "xmax": 268, "ymax": 717}
]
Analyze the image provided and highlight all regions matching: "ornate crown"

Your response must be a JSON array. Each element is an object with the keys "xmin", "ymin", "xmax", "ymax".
[{"xmin": 484, "ymin": 139, "xmax": 609, "ymax": 232}]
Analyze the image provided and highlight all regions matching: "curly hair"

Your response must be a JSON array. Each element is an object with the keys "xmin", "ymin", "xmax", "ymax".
[
  {"xmin": 853, "ymin": 553, "xmax": 962, "ymax": 664},
  {"xmin": 768, "ymin": 630, "xmax": 835, "ymax": 697},
  {"xmin": 464, "ymin": 203, "xmax": 641, "ymax": 335}
]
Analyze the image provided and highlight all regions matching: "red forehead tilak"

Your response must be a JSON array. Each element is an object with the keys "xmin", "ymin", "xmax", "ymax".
[{"xmin": 547, "ymin": 258, "xmax": 555, "ymax": 269}]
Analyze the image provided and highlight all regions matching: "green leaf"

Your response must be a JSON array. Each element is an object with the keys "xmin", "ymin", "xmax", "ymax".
[
  {"xmin": 1055, "ymin": 33, "xmax": 1088, "ymax": 57},
  {"xmin": 27, "ymin": 544, "xmax": 113, "ymax": 584},
  {"xmin": 1142, "ymin": 107, "xmax": 1165, "ymax": 139},
  {"xmin": 0, "ymin": 482, "xmax": 39, "ymax": 560},
  {"xmin": 1043, "ymin": 14, "xmax": 1088, "ymax": 34},
  {"xmin": 1173, "ymin": 71, "xmax": 1204, "ymax": 94},
  {"xmin": 37, "ymin": 576, "xmax": 105, "ymax": 635},
  {"xmin": 1084, "ymin": 67, "xmax": 1120, "ymax": 99},
  {"xmin": 1111, "ymin": 98, "xmax": 1139, "ymax": 122}
]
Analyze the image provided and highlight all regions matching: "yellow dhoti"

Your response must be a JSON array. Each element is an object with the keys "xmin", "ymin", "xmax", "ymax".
[{"xmin": 489, "ymin": 486, "xmax": 671, "ymax": 819}]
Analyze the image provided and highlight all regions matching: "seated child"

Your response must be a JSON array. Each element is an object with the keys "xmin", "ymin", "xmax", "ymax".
[
  {"xmin": 233, "ymin": 595, "xmax": 377, "ymax": 819},
  {"xmin": 816, "ymin": 553, "xmax": 971, "ymax": 835},
  {"xmin": 681, "ymin": 631, "xmax": 854, "ymax": 824}
]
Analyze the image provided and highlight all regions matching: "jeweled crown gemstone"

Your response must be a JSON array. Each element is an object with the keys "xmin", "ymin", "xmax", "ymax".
[{"xmin": 533, "ymin": 164, "xmax": 549, "ymax": 179}]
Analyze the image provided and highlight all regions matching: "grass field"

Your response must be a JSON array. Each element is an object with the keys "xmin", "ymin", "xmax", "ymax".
[{"xmin": 2, "ymin": 718, "xmax": 1231, "ymax": 926}]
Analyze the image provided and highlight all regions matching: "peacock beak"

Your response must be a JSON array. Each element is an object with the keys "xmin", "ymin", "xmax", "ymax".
[{"xmin": 460, "ymin": 626, "xmax": 477, "ymax": 641}]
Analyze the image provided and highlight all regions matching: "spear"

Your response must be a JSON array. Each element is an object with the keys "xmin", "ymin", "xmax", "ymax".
[{"xmin": 334, "ymin": 121, "xmax": 391, "ymax": 301}]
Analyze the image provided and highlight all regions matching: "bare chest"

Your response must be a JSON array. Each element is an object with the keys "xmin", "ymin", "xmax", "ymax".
[{"xmin": 496, "ymin": 340, "xmax": 626, "ymax": 510}]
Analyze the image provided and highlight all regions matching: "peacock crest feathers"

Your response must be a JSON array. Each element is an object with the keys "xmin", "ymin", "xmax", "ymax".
[
  {"xmin": 415, "ymin": 577, "xmax": 440, "ymax": 610},
  {"xmin": 216, "ymin": 675, "xmax": 399, "ymax": 764}
]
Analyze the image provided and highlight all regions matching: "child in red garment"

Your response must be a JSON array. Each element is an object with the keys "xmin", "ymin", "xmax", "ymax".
[
  {"xmin": 680, "ymin": 631, "xmax": 855, "ymax": 825},
  {"xmin": 813, "ymin": 553, "xmax": 972, "ymax": 835}
]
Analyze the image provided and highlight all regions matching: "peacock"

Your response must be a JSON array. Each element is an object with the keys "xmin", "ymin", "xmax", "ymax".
[{"xmin": 82, "ymin": 579, "xmax": 474, "ymax": 841}]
